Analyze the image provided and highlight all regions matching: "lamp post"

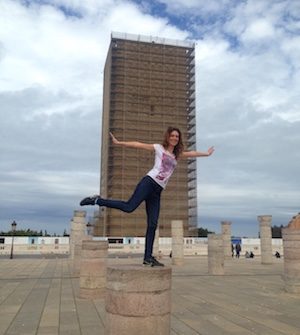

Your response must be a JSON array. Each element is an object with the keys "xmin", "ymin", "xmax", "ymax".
[{"xmin": 10, "ymin": 220, "xmax": 17, "ymax": 259}]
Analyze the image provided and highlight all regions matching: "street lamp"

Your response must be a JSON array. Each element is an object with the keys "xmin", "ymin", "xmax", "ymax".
[{"xmin": 10, "ymin": 220, "xmax": 17, "ymax": 259}]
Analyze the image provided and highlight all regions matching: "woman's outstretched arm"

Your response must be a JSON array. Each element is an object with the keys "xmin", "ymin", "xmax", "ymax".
[
  {"xmin": 181, "ymin": 146, "xmax": 215, "ymax": 158},
  {"xmin": 110, "ymin": 132, "xmax": 154, "ymax": 151}
]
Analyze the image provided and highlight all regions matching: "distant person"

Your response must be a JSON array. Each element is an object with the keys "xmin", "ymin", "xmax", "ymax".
[
  {"xmin": 275, "ymin": 251, "xmax": 281, "ymax": 258},
  {"xmin": 235, "ymin": 242, "xmax": 241, "ymax": 258},
  {"xmin": 249, "ymin": 251, "xmax": 254, "ymax": 258},
  {"xmin": 245, "ymin": 251, "xmax": 250, "ymax": 258},
  {"xmin": 80, "ymin": 127, "xmax": 214, "ymax": 267},
  {"xmin": 231, "ymin": 243, "xmax": 234, "ymax": 258}
]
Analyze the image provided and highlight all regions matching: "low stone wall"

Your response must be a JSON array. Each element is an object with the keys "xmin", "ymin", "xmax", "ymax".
[
  {"xmin": 0, "ymin": 237, "xmax": 284, "ymax": 257},
  {"xmin": 0, "ymin": 243, "xmax": 69, "ymax": 255}
]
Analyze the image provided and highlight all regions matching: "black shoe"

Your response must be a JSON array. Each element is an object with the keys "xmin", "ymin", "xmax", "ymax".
[
  {"xmin": 143, "ymin": 257, "xmax": 164, "ymax": 267},
  {"xmin": 150, "ymin": 256, "xmax": 164, "ymax": 267},
  {"xmin": 80, "ymin": 195, "xmax": 99, "ymax": 206},
  {"xmin": 143, "ymin": 259, "xmax": 153, "ymax": 266}
]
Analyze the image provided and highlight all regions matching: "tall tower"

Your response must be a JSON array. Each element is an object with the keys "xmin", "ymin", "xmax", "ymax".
[{"xmin": 98, "ymin": 32, "xmax": 197, "ymax": 237}]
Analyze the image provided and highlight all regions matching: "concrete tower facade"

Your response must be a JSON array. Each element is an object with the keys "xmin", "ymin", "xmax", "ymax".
[{"xmin": 97, "ymin": 32, "xmax": 197, "ymax": 237}]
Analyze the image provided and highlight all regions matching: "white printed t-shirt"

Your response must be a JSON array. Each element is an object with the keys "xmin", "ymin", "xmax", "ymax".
[{"xmin": 147, "ymin": 144, "xmax": 177, "ymax": 189}]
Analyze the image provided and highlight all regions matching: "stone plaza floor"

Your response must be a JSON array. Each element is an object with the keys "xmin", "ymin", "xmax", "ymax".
[{"xmin": 0, "ymin": 255, "xmax": 299, "ymax": 335}]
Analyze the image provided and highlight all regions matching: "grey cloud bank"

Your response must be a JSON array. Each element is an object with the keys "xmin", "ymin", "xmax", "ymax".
[{"xmin": 0, "ymin": 0, "xmax": 299, "ymax": 236}]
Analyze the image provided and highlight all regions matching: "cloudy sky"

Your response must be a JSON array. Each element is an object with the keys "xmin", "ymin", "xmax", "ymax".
[{"xmin": 1, "ymin": 0, "xmax": 299, "ymax": 237}]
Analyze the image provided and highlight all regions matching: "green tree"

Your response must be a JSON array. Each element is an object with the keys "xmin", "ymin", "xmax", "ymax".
[
  {"xmin": 197, "ymin": 227, "xmax": 214, "ymax": 237},
  {"xmin": 44, "ymin": 230, "xmax": 50, "ymax": 237},
  {"xmin": 0, "ymin": 229, "xmax": 43, "ymax": 236},
  {"xmin": 271, "ymin": 225, "xmax": 284, "ymax": 238}
]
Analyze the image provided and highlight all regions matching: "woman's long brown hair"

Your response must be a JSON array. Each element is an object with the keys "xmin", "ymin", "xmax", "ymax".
[{"xmin": 162, "ymin": 127, "xmax": 184, "ymax": 159}]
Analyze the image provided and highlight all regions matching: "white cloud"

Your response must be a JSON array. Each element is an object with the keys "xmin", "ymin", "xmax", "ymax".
[
  {"xmin": 241, "ymin": 18, "xmax": 275, "ymax": 41},
  {"xmin": 0, "ymin": 4, "xmax": 106, "ymax": 95},
  {"xmin": 103, "ymin": 2, "xmax": 188, "ymax": 39}
]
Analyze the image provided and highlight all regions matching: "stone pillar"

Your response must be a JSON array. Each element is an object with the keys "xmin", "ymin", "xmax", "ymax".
[
  {"xmin": 208, "ymin": 234, "xmax": 224, "ymax": 275},
  {"xmin": 221, "ymin": 221, "xmax": 232, "ymax": 260},
  {"xmin": 153, "ymin": 226, "xmax": 160, "ymax": 259},
  {"xmin": 282, "ymin": 213, "xmax": 300, "ymax": 293},
  {"xmin": 69, "ymin": 219, "xmax": 74, "ymax": 258},
  {"xmin": 258, "ymin": 215, "xmax": 272, "ymax": 264},
  {"xmin": 79, "ymin": 240, "xmax": 108, "ymax": 299},
  {"xmin": 70, "ymin": 210, "xmax": 88, "ymax": 276},
  {"xmin": 73, "ymin": 237, "xmax": 91, "ymax": 276},
  {"xmin": 288, "ymin": 214, "xmax": 300, "ymax": 228},
  {"xmin": 171, "ymin": 220, "xmax": 184, "ymax": 265},
  {"xmin": 70, "ymin": 210, "xmax": 87, "ymax": 260},
  {"xmin": 92, "ymin": 209, "xmax": 103, "ymax": 236},
  {"xmin": 106, "ymin": 265, "xmax": 172, "ymax": 335}
]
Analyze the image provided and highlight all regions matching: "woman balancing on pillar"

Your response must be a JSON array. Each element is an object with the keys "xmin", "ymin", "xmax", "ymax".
[{"xmin": 80, "ymin": 127, "xmax": 215, "ymax": 267}]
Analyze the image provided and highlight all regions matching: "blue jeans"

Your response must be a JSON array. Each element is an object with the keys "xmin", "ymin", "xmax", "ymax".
[{"xmin": 96, "ymin": 176, "xmax": 163, "ymax": 260}]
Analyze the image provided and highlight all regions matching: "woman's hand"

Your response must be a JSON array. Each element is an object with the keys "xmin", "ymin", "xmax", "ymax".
[
  {"xmin": 110, "ymin": 132, "xmax": 119, "ymax": 145},
  {"xmin": 207, "ymin": 146, "xmax": 215, "ymax": 156}
]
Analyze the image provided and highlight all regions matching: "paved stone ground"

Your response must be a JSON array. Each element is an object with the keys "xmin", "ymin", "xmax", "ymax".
[{"xmin": 0, "ymin": 256, "xmax": 299, "ymax": 335}]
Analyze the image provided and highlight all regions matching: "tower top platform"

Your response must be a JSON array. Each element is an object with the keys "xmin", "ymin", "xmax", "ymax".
[{"xmin": 111, "ymin": 31, "xmax": 195, "ymax": 48}]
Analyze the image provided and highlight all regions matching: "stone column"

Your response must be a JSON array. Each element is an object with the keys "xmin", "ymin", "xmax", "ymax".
[
  {"xmin": 92, "ymin": 209, "xmax": 103, "ymax": 236},
  {"xmin": 106, "ymin": 265, "xmax": 172, "ymax": 335},
  {"xmin": 282, "ymin": 213, "xmax": 300, "ymax": 293},
  {"xmin": 69, "ymin": 219, "xmax": 74, "ymax": 258},
  {"xmin": 70, "ymin": 210, "xmax": 87, "ymax": 259},
  {"xmin": 70, "ymin": 210, "xmax": 88, "ymax": 276},
  {"xmin": 258, "ymin": 215, "xmax": 272, "ymax": 264},
  {"xmin": 208, "ymin": 234, "xmax": 224, "ymax": 275},
  {"xmin": 221, "ymin": 221, "xmax": 232, "ymax": 260},
  {"xmin": 153, "ymin": 226, "xmax": 160, "ymax": 259},
  {"xmin": 79, "ymin": 240, "xmax": 108, "ymax": 299},
  {"xmin": 171, "ymin": 220, "xmax": 184, "ymax": 265}
]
